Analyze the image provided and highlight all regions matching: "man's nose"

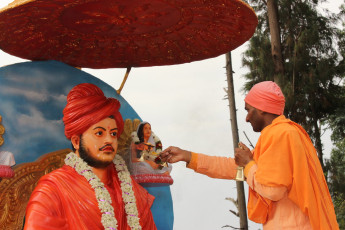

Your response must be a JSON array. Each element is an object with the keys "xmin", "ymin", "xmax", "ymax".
[{"xmin": 104, "ymin": 133, "xmax": 113, "ymax": 143}]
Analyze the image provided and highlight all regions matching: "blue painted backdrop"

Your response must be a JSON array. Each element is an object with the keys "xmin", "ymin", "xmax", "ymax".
[
  {"xmin": 0, "ymin": 60, "xmax": 140, "ymax": 164},
  {"xmin": 0, "ymin": 60, "xmax": 174, "ymax": 229}
]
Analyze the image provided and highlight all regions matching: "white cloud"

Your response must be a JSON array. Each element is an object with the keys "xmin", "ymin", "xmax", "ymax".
[
  {"xmin": 17, "ymin": 106, "xmax": 62, "ymax": 137},
  {"xmin": 0, "ymin": 84, "xmax": 66, "ymax": 104},
  {"xmin": 0, "ymin": 85, "xmax": 49, "ymax": 102}
]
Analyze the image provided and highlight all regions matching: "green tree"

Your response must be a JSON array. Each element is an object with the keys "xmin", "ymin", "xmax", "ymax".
[
  {"xmin": 242, "ymin": 0, "xmax": 344, "ymax": 169},
  {"xmin": 325, "ymin": 3, "xmax": 345, "ymax": 225},
  {"xmin": 325, "ymin": 140, "xmax": 345, "ymax": 229}
]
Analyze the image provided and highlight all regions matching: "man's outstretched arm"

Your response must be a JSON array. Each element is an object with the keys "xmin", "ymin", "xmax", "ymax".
[{"xmin": 161, "ymin": 146, "xmax": 237, "ymax": 179}]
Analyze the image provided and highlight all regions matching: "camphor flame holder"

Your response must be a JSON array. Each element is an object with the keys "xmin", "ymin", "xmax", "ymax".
[{"xmin": 235, "ymin": 143, "xmax": 245, "ymax": 181}]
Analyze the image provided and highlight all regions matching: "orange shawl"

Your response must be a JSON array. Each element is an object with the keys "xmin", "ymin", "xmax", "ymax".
[
  {"xmin": 24, "ymin": 164, "xmax": 156, "ymax": 230},
  {"xmin": 247, "ymin": 115, "xmax": 338, "ymax": 230}
]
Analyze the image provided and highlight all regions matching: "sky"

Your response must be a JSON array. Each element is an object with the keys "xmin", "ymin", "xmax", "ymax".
[{"xmin": 0, "ymin": 1, "xmax": 342, "ymax": 230}]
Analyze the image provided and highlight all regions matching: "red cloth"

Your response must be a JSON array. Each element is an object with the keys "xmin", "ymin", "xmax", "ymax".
[
  {"xmin": 0, "ymin": 165, "xmax": 15, "ymax": 178},
  {"xmin": 245, "ymin": 81, "xmax": 285, "ymax": 115},
  {"xmin": 63, "ymin": 83, "xmax": 124, "ymax": 139},
  {"xmin": 24, "ymin": 163, "xmax": 156, "ymax": 230},
  {"xmin": 132, "ymin": 174, "xmax": 174, "ymax": 185}
]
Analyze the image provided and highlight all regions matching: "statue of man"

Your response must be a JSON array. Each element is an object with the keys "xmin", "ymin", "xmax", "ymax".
[{"xmin": 24, "ymin": 83, "xmax": 157, "ymax": 230}]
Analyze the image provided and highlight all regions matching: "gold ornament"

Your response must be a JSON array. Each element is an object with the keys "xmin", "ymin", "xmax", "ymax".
[
  {"xmin": 0, "ymin": 115, "xmax": 5, "ymax": 146},
  {"xmin": 0, "ymin": 125, "xmax": 5, "ymax": 135}
]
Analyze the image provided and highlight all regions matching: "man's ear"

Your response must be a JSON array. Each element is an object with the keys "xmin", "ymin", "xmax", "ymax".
[
  {"xmin": 257, "ymin": 108, "xmax": 265, "ymax": 115},
  {"xmin": 71, "ymin": 135, "xmax": 80, "ymax": 151}
]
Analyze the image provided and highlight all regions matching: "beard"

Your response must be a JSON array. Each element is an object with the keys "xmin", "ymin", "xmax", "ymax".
[{"xmin": 78, "ymin": 136, "xmax": 113, "ymax": 169}]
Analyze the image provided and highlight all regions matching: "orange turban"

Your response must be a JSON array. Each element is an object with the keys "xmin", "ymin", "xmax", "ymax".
[
  {"xmin": 63, "ymin": 83, "xmax": 124, "ymax": 140},
  {"xmin": 244, "ymin": 81, "xmax": 285, "ymax": 115}
]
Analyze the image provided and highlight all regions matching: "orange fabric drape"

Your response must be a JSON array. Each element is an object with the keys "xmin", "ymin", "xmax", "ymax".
[
  {"xmin": 247, "ymin": 115, "xmax": 338, "ymax": 230},
  {"xmin": 24, "ymin": 163, "xmax": 156, "ymax": 230}
]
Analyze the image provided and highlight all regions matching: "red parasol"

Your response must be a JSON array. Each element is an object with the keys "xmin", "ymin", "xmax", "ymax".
[{"xmin": 0, "ymin": 0, "xmax": 257, "ymax": 69}]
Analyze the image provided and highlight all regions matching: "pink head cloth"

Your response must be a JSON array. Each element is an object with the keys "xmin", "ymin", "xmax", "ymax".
[{"xmin": 244, "ymin": 81, "xmax": 285, "ymax": 115}]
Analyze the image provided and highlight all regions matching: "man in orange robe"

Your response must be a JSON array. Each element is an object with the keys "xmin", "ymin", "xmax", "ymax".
[
  {"xmin": 161, "ymin": 81, "xmax": 339, "ymax": 229},
  {"xmin": 24, "ymin": 83, "xmax": 157, "ymax": 230}
]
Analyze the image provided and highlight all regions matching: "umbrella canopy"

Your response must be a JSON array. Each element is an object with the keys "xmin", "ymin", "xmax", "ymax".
[{"xmin": 0, "ymin": 0, "xmax": 257, "ymax": 68}]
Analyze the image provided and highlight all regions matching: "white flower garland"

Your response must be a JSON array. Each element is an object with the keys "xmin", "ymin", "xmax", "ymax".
[
  {"xmin": 64, "ymin": 152, "xmax": 142, "ymax": 230},
  {"xmin": 152, "ymin": 133, "xmax": 162, "ymax": 154}
]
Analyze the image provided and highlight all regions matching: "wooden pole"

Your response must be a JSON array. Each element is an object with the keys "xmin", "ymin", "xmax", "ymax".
[
  {"xmin": 117, "ymin": 67, "xmax": 132, "ymax": 95},
  {"xmin": 225, "ymin": 52, "xmax": 248, "ymax": 229},
  {"xmin": 267, "ymin": 0, "xmax": 284, "ymax": 85}
]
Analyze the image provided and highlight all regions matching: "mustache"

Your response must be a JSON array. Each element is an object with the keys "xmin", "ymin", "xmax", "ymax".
[{"xmin": 99, "ymin": 144, "xmax": 114, "ymax": 151}]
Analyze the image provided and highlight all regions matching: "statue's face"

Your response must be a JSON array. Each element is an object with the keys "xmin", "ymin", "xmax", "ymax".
[
  {"xmin": 143, "ymin": 123, "xmax": 151, "ymax": 140},
  {"xmin": 77, "ymin": 117, "xmax": 118, "ymax": 168}
]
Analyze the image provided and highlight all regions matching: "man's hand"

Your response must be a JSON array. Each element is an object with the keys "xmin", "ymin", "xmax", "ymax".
[
  {"xmin": 160, "ymin": 146, "xmax": 192, "ymax": 164},
  {"xmin": 235, "ymin": 142, "xmax": 253, "ymax": 167}
]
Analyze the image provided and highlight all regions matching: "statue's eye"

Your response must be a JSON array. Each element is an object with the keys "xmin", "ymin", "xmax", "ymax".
[{"xmin": 95, "ymin": 131, "xmax": 103, "ymax": 136}]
